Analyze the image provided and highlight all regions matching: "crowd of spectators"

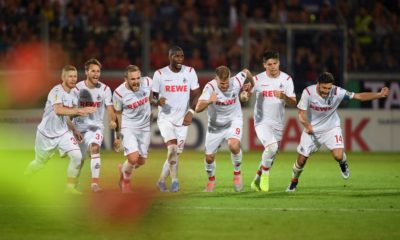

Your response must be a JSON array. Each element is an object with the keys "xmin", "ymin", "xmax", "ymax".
[{"xmin": 1, "ymin": 0, "xmax": 399, "ymax": 78}]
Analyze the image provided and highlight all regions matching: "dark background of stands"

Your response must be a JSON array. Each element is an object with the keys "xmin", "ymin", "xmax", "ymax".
[{"xmin": 1, "ymin": 0, "xmax": 399, "ymax": 102}]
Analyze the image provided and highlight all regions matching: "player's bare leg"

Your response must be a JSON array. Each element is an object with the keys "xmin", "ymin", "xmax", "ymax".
[
  {"xmin": 204, "ymin": 154, "xmax": 216, "ymax": 192},
  {"xmin": 119, "ymin": 151, "xmax": 144, "ymax": 193},
  {"xmin": 286, "ymin": 154, "xmax": 307, "ymax": 192},
  {"xmin": 332, "ymin": 148, "xmax": 350, "ymax": 179},
  {"xmin": 157, "ymin": 139, "xmax": 178, "ymax": 192},
  {"xmin": 229, "ymin": 138, "xmax": 243, "ymax": 192},
  {"xmin": 90, "ymin": 143, "xmax": 102, "ymax": 192}
]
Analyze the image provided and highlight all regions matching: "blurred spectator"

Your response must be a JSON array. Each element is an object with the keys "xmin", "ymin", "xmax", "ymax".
[
  {"xmin": 0, "ymin": 0, "xmax": 399, "ymax": 77},
  {"xmin": 186, "ymin": 48, "xmax": 205, "ymax": 70}
]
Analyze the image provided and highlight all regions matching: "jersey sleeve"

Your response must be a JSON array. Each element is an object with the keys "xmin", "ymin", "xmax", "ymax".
[
  {"xmin": 104, "ymin": 86, "xmax": 113, "ymax": 106},
  {"xmin": 285, "ymin": 76, "xmax": 296, "ymax": 98},
  {"xmin": 297, "ymin": 88, "xmax": 310, "ymax": 110},
  {"xmin": 50, "ymin": 87, "xmax": 63, "ymax": 106},
  {"xmin": 143, "ymin": 76, "xmax": 152, "ymax": 88},
  {"xmin": 189, "ymin": 68, "xmax": 200, "ymax": 90},
  {"xmin": 234, "ymin": 71, "xmax": 246, "ymax": 88},
  {"xmin": 151, "ymin": 71, "xmax": 161, "ymax": 93},
  {"xmin": 113, "ymin": 90, "xmax": 123, "ymax": 112},
  {"xmin": 199, "ymin": 83, "xmax": 213, "ymax": 101}
]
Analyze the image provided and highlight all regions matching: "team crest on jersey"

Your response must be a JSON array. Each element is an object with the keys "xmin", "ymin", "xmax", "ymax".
[
  {"xmin": 232, "ymin": 93, "xmax": 236, "ymax": 98},
  {"xmin": 183, "ymin": 78, "xmax": 187, "ymax": 84},
  {"xmin": 279, "ymin": 83, "xmax": 284, "ymax": 89},
  {"xmin": 97, "ymin": 94, "xmax": 101, "ymax": 101}
]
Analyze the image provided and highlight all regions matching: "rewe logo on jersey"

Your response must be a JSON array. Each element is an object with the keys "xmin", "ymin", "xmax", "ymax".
[
  {"xmin": 262, "ymin": 90, "xmax": 276, "ymax": 97},
  {"xmin": 216, "ymin": 98, "xmax": 236, "ymax": 105},
  {"xmin": 80, "ymin": 101, "xmax": 101, "ymax": 107},
  {"xmin": 165, "ymin": 85, "xmax": 188, "ymax": 92},
  {"xmin": 127, "ymin": 97, "xmax": 149, "ymax": 109},
  {"xmin": 310, "ymin": 103, "xmax": 332, "ymax": 111}
]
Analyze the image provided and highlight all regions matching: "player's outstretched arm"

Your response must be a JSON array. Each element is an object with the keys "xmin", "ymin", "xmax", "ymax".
[
  {"xmin": 54, "ymin": 104, "xmax": 96, "ymax": 117},
  {"xmin": 353, "ymin": 87, "xmax": 390, "ymax": 101}
]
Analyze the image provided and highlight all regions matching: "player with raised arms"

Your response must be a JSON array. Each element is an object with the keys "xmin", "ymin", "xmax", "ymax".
[{"xmin": 286, "ymin": 72, "xmax": 390, "ymax": 192}]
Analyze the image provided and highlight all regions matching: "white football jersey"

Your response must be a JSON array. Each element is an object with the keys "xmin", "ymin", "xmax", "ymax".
[
  {"xmin": 199, "ymin": 71, "xmax": 247, "ymax": 131},
  {"xmin": 152, "ymin": 65, "xmax": 199, "ymax": 126},
  {"xmin": 252, "ymin": 71, "xmax": 296, "ymax": 130},
  {"xmin": 37, "ymin": 84, "xmax": 77, "ymax": 138},
  {"xmin": 113, "ymin": 76, "xmax": 152, "ymax": 130},
  {"xmin": 73, "ymin": 81, "xmax": 113, "ymax": 131},
  {"xmin": 297, "ymin": 84, "xmax": 354, "ymax": 133}
]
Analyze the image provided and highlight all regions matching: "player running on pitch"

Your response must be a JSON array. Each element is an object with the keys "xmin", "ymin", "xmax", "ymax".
[{"xmin": 286, "ymin": 72, "xmax": 390, "ymax": 192}]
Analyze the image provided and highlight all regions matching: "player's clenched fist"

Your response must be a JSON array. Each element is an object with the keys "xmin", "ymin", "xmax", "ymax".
[
  {"xmin": 158, "ymin": 97, "xmax": 167, "ymax": 106},
  {"xmin": 379, "ymin": 87, "xmax": 390, "ymax": 98}
]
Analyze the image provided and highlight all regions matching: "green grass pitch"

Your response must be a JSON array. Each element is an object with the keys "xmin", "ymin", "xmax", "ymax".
[{"xmin": 0, "ymin": 149, "xmax": 399, "ymax": 240}]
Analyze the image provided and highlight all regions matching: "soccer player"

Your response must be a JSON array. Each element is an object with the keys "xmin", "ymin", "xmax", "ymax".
[
  {"xmin": 151, "ymin": 46, "xmax": 201, "ymax": 192},
  {"xmin": 249, "ymin": 51, "xmax": 297, "ymax": 192},
  {"xmin": 72, "ymin": 59, "xmax": 116, "ymax": 192},
  {"xmin": 25, "ymin": 65, "xmax": 96, "ymax": 194},
  {"xmin": 286, "ymin": 72, "xmax": 390, "ymax": 192},
  {"xmin": 113, "ymin": 65, "xmax": 152, "ymax": 193},
  {"xmin": 195, "ymin": 65, "xmax": 254, "ymax": 192}
]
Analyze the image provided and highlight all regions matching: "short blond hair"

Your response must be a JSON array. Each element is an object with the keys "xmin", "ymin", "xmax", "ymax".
[
  {"xmin": 125, "ymin": 65, "xmax": 141, "ymax": 77},
  {"xmin": 61, "ymin": 65, "xmax": 77, "ymax": 78},
  {"xmin": 215, "ymin": 65, "xmax": 230, "ymax": 80}
]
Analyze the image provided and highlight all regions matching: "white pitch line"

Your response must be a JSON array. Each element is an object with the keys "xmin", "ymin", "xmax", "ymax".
[{"xmin": 153, "ymin": 206, "xmax": 400, "ymax": 213}]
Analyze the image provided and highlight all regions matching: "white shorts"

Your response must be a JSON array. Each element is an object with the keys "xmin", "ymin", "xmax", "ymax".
[
  {"xmin": 121, "ymin": 128, "xmax": 151, "ymax": 158},
  {"xmin": 35, "ymin": 130, "xmax": 80, "ymax": 161},
  {"xmin": 297, "ymin": 127, "xmax": 344, "ymax": 157},
  {"xmin": 205, "ymin": 119, "xmax": 243, "ymax": 155},
  {"xmin": 157, "ymin": 118, "xmax": 188, "ymax": 153},
  {"xmin": 79, "ymin": 128, "xmax": 103, "ymax": 158},
  {"xmin": 255, "ymin": 123, "xmax": 283, "ymax": 147}
]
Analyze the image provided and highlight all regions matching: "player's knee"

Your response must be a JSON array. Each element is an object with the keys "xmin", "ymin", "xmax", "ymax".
[
  {"xmin": 90, "ymin": 143, "xmax": 101, "ymax": 154},
  {"xmin": 228, "ymin": 139, "xmax": 240, "ymax": 154},
  {"xmin": 137, "ymin": 157, "xmax": 146, "ymax": 167},
  {"xmin": 167, "ymin": 144, "xmax": 178, "ymax": 163},
  {"xmin": 68, "ymin": 150, "xmax": 83, "ymax": 168},
  {"xmin": 205, "ymin": 154, "xmax": 214, "ymax": 163},
  {"xmin": 296, "ymin": 155, "xmax": 308, "ymax": 167},
  {"xmin": 127, "ymin": 151, "xmax": 139, "ymax": 165},
  {"xmin": 264, "ymin": 142, "xmax": 279, "ymax": 158}
]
